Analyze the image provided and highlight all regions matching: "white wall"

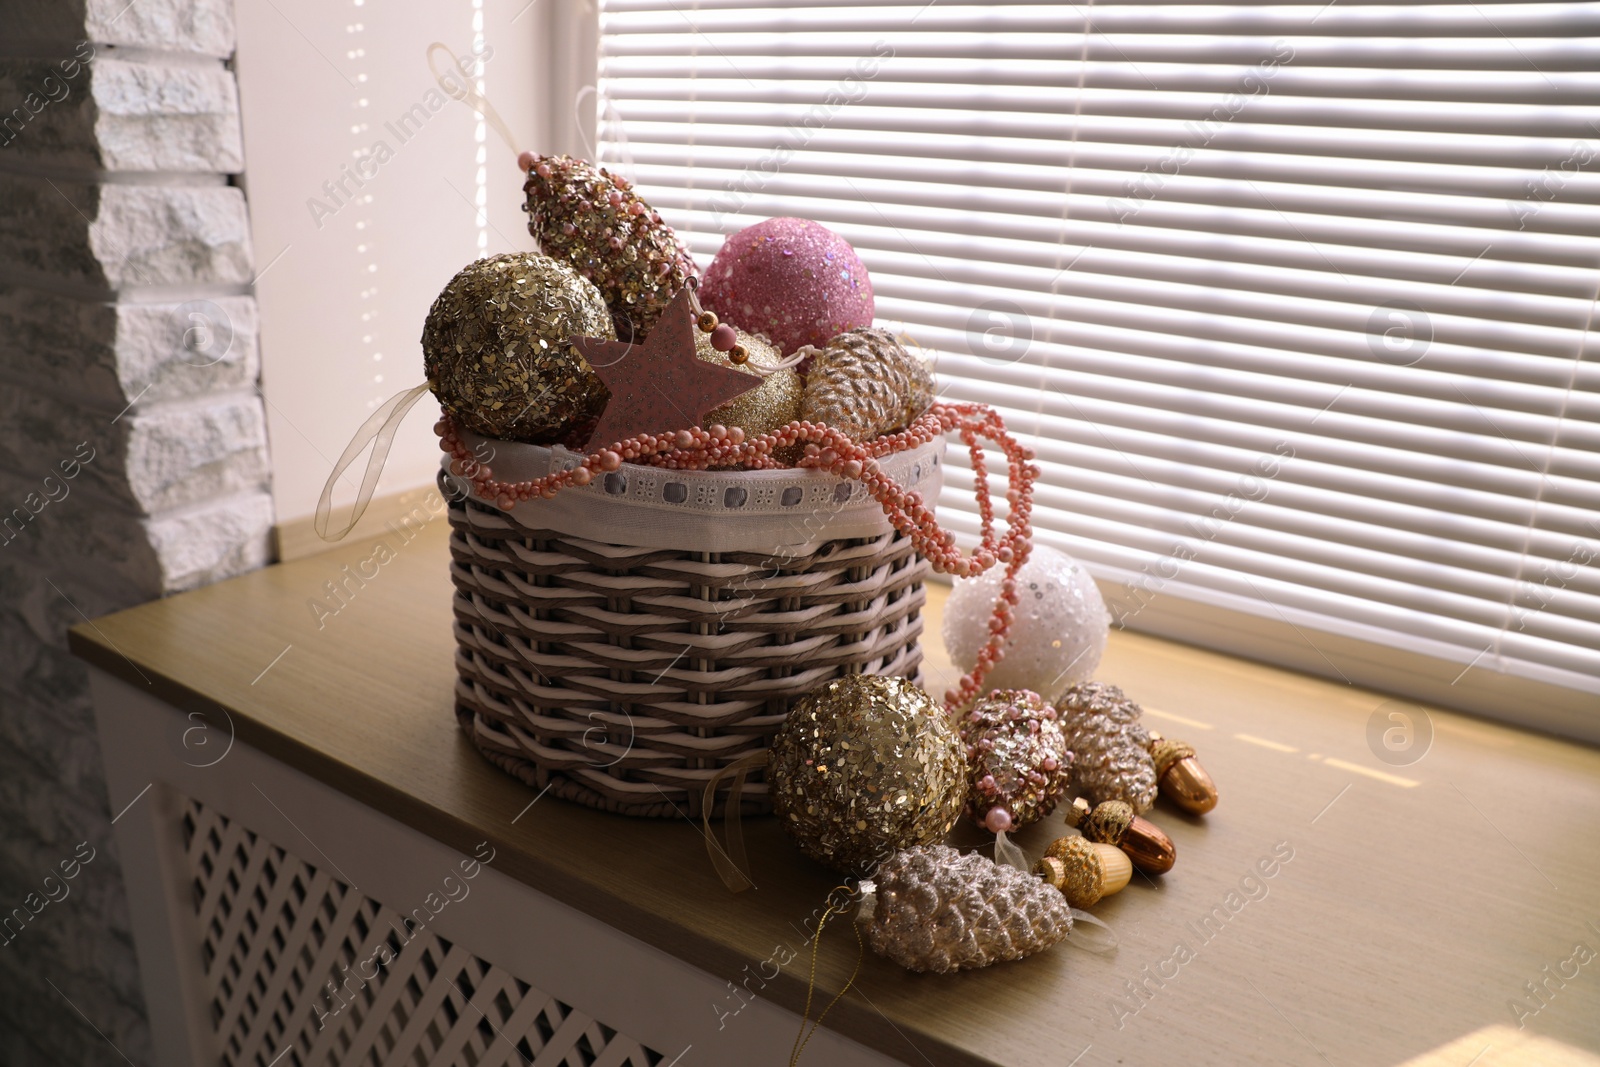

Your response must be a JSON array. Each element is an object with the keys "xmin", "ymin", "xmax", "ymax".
[{"xmin": 235, "ymin": 0, "xmax": 556, "ymax": 531}]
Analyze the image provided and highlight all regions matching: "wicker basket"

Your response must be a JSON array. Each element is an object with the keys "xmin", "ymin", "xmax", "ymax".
[{"xmin": 446, "ymin": 434, "xmax": 944, "ymax": 817}]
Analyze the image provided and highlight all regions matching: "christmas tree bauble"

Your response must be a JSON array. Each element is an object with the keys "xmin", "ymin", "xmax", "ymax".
[
  {"xmin": 943, "ymin": 544, "xmax": 1108, "ymax": 705},
  {"xmin": 700, "ymin": 218, "xmax": 874, "ymax": 355},
  {"xmin": 422, "ymin": 252, "xmax": 614, "ymax": 446},
  {"xmin": 522, "ymin": 153, "xmax": 698, "ymax": 341},
  {"xmin": 695, "ymin": 326, "xmax": 801, "ymax": 440},
  {"xmin": 768, "ymin": 676, "xmax": 965, "ymax": 876}
]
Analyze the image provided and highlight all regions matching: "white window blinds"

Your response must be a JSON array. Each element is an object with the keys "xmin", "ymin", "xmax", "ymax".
[{"xmin": 593, "ymin": 1, "xmax": 1600, "ymax": 738}]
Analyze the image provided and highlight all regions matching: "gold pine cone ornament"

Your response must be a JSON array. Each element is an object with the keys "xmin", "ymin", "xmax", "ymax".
[
  {"xmin": 859, "ymin": 844, "xmax": 1073, "ymax": 973},
  {"xmin": 1057, "ymin": 682, "xmax": 1159, "ymax": 814},
  {"xmin": 522, "ymin": 153, "xmax": 698, "ymax": 341},
  {"xmin": 960, "ymin": 689, "xmax": 1073, "ymax": 834},
  {"xmin": 796, "ymin": 327, "xmax": 935, "ymax": 442}
]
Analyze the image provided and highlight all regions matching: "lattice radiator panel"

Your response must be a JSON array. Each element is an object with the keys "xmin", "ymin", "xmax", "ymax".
[{"xmin": 180, "ymin": 796, "xmax": 665, "ymax": 1067}]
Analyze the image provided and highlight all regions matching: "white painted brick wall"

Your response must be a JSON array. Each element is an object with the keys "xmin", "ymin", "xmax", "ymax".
[
  {"xmin": 0, "ymin": 388, "xmax": 269, "ymax": 513},
  {"xmin": 0, "ymin": 175, "xmax": 255, "ymax": 288},
  {"xmin": 6, "ymin": 0, "xmax": 235, "ymax": 57},
  {"xmin": 0, "ymin": 0, "xmax": 268, "ymax": 1062},
  {"xmin": 0, "ymin": 287, "xmax": 260, "ymax": 409},
  {"xmin": 0, "ymin": 56, "xmax": 244, "ymax": 171}
]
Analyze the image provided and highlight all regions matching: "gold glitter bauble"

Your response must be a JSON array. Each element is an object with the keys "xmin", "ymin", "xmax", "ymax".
[
  {"xmin": 768, "ymin": 675, "xmax": 966, "ymax": 876},
  {"xmin": 696, "ymin": 327, "xmax": 801, "ymax": 440},
  {"xmin": 422, "ymin": 253, "xmax": 614, "ymax": 446}
]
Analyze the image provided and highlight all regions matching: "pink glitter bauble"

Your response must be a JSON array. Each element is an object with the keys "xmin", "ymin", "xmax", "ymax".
[{"xmin": 700, "ymin": 218, "xmax": 874, "ymax": 355}]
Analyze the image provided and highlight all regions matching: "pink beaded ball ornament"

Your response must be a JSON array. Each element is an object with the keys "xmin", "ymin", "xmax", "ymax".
[
  {"xmin": 960, "ymin": 689, "xmax": 1073, "ymax": 835},
  {"xmin": 699, "ymin": 217, "xmax": 875, "ymax": 355}
]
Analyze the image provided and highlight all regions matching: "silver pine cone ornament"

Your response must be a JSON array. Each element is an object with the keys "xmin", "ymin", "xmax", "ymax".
[
  {"xmin": 796, "ymin": 327, "xmax": 935, "ymax": 442},
  {"xmin": 858, "ymin": 845, "xmax": 1073, "ymax": 973},
  {"xmin": 1056, "ymin": 682, "xmax": 1158, "ymax": 814}
]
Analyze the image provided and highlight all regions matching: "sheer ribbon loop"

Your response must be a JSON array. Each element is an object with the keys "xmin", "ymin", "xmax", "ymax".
[
  {"xmin": 314, "ymin": 382, "xmax": 433, "ymax": 542},
  {"xmin": 1067, "ymin": 907, "xmax": 1119, "ymax": 954},
  {"xmin": 701, "ymin": 750, "xmax": 766, "ymax": 893}
]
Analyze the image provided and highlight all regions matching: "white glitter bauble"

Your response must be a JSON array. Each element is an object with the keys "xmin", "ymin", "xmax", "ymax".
[{"xmin": 942, "ymin": 545, "xmax": 1108, "ymax": 705}]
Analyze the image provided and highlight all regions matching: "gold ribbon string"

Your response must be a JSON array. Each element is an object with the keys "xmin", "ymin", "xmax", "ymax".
[
  {"xmin": 427, "ymin": 42, "xmax": 520, "ymax": 158},
  {"xmin": 789, "ymin": 886, "xmax": 865, "ymax": 1067},
  {"xmin": 701, "ymin": 750, "xmax": 766, "ymax": 893}
]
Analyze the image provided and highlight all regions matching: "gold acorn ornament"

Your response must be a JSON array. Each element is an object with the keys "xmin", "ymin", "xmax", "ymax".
[
  {"xmin": 1056, "ymin": 682, "xmax": 1159, "ymax": 814},
  {"xmin": 1034, "ymin": 834, "xmax": 1133, "ymax": 909},
  {"xmin": 959, "ymin": 689, "xmax": 1072, "ymax": 834},
  {"xmin": 858, "ymin": 844, "xmax": 1072, "ymax": 973},
  {"xmin": 767, "ymin": 676, "xmax": 966, "ymax": 876},
  {"xmin": 1065, "ymin": 797, "xmax": 1176, "ymax": 875},
  {"xmin": 1147, "ymin": 731, "xmax": 1219, "ymax": 814},
  {"xmin": 795, "ymin": 327, "xmax": 935, "ymax": 442}
]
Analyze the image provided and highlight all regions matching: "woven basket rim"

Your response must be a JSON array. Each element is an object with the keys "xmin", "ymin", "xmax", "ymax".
[{"xmin": 444, "ymin": 431, "xmax": 945, "ymax": 554}]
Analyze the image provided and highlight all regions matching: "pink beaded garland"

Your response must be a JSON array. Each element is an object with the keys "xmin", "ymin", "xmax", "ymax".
[{"xmin": 440, "ymin": 400, "xmax": 1035, "ymax": 711}]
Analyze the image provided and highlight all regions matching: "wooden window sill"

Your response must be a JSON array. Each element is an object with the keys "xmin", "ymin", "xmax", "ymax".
[{"xmin": 69, "ymin": 521, "xmax": 1600, "ymax": 1066}]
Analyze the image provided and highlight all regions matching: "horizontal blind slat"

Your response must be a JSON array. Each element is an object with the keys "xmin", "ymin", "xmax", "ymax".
[{"xmin": 597, "ymin": 0, "xmax": 1600, "ymax": 708}]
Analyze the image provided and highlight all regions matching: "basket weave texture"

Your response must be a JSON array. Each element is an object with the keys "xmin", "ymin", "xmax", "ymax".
[{"xmin": 447, "ymin": 473, "xmax": 930, "ymax": 818}]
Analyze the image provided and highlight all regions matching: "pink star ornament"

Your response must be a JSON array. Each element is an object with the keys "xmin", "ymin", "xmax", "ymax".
[{"xmin": 573, "ymin": 288, "xmax": 762, "ymax": 448}]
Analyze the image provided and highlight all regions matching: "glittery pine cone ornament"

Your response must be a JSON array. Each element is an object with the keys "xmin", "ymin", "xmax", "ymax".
[
  {"xmin": 768, "ymin": 676, "xmax": 966, "ymax": 876},
  {"xmin": 695, "ymin": 326, "xmax": 802, "ymax": 441},
  {"xmin": 522, "ymin": 153, "xmax": 698, "ymax": 341},
  {"xmin": 858, "ymin": 844, "xmax": 1072, "ymax": 973},
  {"xmin": 422, "ymin": 252, "xmax": 614, "ymax": 446},
  {"xmin": 1056, "ymin": 682, "xmax": 1158, "ymax": 815},
  {"xmin": 796, "ymin": 327, "xmax": 935, "ymax": 443},
  {"xmin": 960, "ymin": 689, "xmax": 1072, "ymax": 834}
]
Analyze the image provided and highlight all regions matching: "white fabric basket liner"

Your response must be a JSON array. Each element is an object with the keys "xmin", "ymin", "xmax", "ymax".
[{"xmin": 443, "ymin": 431, "xmax": 945, "ymax": 553}]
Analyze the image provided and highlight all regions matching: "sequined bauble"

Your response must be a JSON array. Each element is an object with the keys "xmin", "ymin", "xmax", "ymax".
[
  {"xmin": 960, "ymin": 689, "xmax": 1073, "ymax": 833},
  {"xmin": 522, "ymin": 153, "xmax": 698, "ymax": 341},
  {"xmin": 422, "ymin": 253, "xmax": 614, "ymax": 446},
  {"xmin": 700, "ymin": 218, "xmax": 874, "ymax": 355},
  {"xmin": 858, "ymin": 844, "xmax": 1072, "ymax": 973},
  {"xmin": 1056, "ymin": 682, "xmax": 1158, "ymax": 815},
  {"xmin": 695, "ymin": 326, "xmax": 802, "ymax": 440},
  {"xmin": 944, "ymin": 544, "xmax": 1108, "ymax": 705},
  {"xmin": 768, "ymin": 676, "xmax": 966, "ymax": 876},
  {"xmin": 795, "ymin": 327, "xmax": 935, "ymax": 442}
]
